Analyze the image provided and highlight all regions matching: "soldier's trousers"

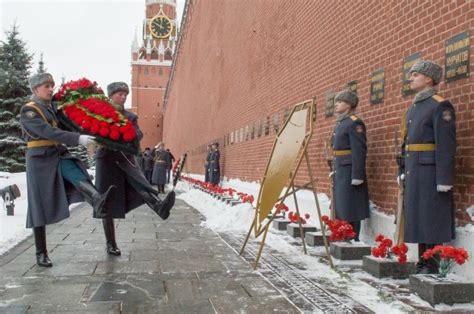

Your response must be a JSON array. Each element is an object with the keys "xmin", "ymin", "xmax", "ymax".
[
  {"xmin": 33, "ymin": 226, "xmax": 47, "ymax": 254},
  {"xmin": 60, "ymin": 159, "xmax": 88, "ymax": 186},
  {"xmin": 350, "ymin": 221, "xmax": 361, "ymax": 241}
]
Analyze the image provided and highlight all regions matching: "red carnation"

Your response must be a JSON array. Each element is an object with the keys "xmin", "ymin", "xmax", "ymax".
[{"xmin": 99, "ymin": 127, "xmax": 109, "ymax": 137}]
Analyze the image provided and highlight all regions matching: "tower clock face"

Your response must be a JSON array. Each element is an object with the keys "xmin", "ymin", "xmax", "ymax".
[{"xmin": 149, "ymin": 15, "xmax": 173, "ymax": 39}]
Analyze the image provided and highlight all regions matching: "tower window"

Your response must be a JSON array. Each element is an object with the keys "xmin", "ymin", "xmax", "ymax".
[
  {"xmin": 144, "ymin": 68, "xmax": 149, "ymax": 75},
  {"xmin": 159, "ymin": 68, "xmax": 163, "ymax": 76}
]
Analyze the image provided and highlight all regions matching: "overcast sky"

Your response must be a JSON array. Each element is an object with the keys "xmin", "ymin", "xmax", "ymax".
[{"xmin": 1, "ymin": 0, "xmax": 184, "ymax": 107}]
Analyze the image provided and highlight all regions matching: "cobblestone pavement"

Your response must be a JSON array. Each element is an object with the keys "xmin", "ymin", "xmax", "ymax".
[{"xmin": 0, "ymin": 199, "xmax": 299, "ymax": 313}]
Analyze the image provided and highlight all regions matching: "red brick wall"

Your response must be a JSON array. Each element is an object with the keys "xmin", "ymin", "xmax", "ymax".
[{"xmin": 163, "ymin": 0, "xmax": 474, "ymax": 224}]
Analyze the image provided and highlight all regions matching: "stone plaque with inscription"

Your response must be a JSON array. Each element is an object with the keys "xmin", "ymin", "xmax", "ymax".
[
  {"xmin": 402, "ymin": 52, "xmax": 422, "ymax": 97},
  {"xmin": 347, "ymin": 81, "xmax": 357, "ymax": 94},
  {"xmin": 325, "ymin": 91, "xmax": 335, "ymax": 117},
  {"xmin": 445, "ymin": 31, "xmax": 470, "ymax": 83},
  {"xmin": 370, "ymin": 68, "xmax": 385, "ymax": 105}
]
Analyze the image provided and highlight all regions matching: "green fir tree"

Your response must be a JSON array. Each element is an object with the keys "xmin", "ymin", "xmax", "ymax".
[{"xmin": 0, "ymin": 24, "xmax": 33, "ymax": 172}]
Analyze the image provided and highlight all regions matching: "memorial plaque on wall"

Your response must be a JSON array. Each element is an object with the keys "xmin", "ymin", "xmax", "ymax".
[
  {"xmin": 265, "ymin": 116, "xmax": 270, "ymax": 135},
  {"xmin": 347, "ymin": 81, "xmax": 357, "ymax": 94},
  {"xmin": 256, "ymin": 119, "xmax": 262, "ymax": 137},
  {"xmin": 311, "ymin": 99, "xmax": 317, "ymax": 122},
  {"xmin": 402, "ymin": 52, "xmax": 421, "ymax": 96},
  {"xmin": 283, "ymin": 108, "xmax": 290, "ymax": 123},
  {"xmin": 370, "ymin": 68, "xmax": 385, "ymax": 104},
  {"xmin": 445, "ymin": 31, "xmax": 470, "ymax": 83},
  {"xmin": 273, "ymin": 113, "xmax": 280, "ymax": 133},
  {"xmin": 325, "ymin": 91, "xmax": 335, "ymax": 117}
]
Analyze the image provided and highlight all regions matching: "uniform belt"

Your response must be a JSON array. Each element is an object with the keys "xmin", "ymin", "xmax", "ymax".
[
  {"xmin": 27, "ymin": 140, "xmax": 59, "ymax": 148},
  {"xmin": 405, "ymin": 143, "xmax": 436, "ymax": 152},
  {"xmin": 210, "ymin": 161, "xmax": 216, "ymax": 163},
  {"xmin": 156, "ymin": 160, "xmax": 166, "ymax": 164},
  {"xmin": 334, "ymin": 149, "xmax": 352, "ymax": 156}
]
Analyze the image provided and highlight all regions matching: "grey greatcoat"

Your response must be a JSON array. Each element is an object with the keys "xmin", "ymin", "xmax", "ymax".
[
  {"xmin": 204, "ymin": 151, "xmax": 211, "ymax": 182},
  {"xmin": 95, "ymin": 111, "xmax": 154, "ymax": 219},
  {"xmin": 152, "ymin": 149, "xmax": 170, "ymax": 185},
  {"xmin": 20, "ymin": 97, "xmax": 89, "ymax": 228},
  {"xmin": 400, "ymin": 89, "xmax": 456, "ymax": 244},
  {"xmin": 209, "ymin": 150, "xmax": 220, "ymax": 185},
  {"xmin": 142, "ymin": 152, "xmax": 154, "ymax": 182},
  {"xmin": 332, "ymin": 114, "xmax": 370, "ymax": 222}
]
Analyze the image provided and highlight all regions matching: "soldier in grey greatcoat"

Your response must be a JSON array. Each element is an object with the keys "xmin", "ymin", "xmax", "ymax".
[
  {"xmin": 204, "ymin": 145, "xmax": 211, "ymax": 182},
  {"xmin": 20, "ymin": 73, "xmax": 115, "ymax": 267},
  {"xmin": 166, "ymin": 149, "xmax": 175, "ymax": 184},
  {"xmin": 209, "ymin": 143, "xmax": 221, "ymax": 185},
  {"xmin": 152, "ymin": 142, "xmax": 170, "ymax": 193},
  {"xmin": 95, "ymin": 82, "xmax": 175, "ymax": 256},
  {"xmin": 331, "ymin": 90, "xmax": 369, "ymax": 241},
  {"xmin": 142, "ymin": 147, "xmax": 154, "ymax": 183},
  {"xmin": 398, "ymin": 60, "xmax": 456, "ymax": 274}
]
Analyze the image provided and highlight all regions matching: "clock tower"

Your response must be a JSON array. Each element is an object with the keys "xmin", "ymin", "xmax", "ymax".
[{"xmin": 130, "ymin": 0, "xmax": 177, "ymax": 149}]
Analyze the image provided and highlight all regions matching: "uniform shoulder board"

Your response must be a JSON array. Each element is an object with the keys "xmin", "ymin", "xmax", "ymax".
[
  {"xmin": 350, "ymin": 115, "xmax": 358, "ymax": 121},
  {"xmin": 432, "ymin": 95, "xmax": 444, "ymax": 103}
]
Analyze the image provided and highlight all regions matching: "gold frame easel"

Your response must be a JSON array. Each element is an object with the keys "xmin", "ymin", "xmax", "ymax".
[{"xmin": 239, "ymin": 98, "xmax": 334, "ymax": 269}]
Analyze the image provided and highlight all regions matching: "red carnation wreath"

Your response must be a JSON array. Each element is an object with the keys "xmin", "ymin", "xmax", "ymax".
[{"xmin": 53, "ymin": 78, "xmax": 139, "ymax": 155}]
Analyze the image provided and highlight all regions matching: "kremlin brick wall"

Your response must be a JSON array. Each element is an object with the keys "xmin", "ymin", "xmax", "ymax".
[{"xmin": 162, "ymin": 0, "xmax": 474, "ymax": 224}]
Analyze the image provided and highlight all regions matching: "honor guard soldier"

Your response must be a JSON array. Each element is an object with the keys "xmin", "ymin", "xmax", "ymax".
[
  {"xmin": 331, "ymin": 90, "xmax": 370, "ymax": 241},
  {"xmin": 152, "ymin": 142, "xmax": 170, "ymax": 193},
  {"xmin": 204, "ymin": 145, "xmax": 211, "ymax": 182},
  {"xmin": 166, "ymin": 148, "xmax": 175, "ymax": 183},
  {"xmin": 20, "ymin": 73, "xmax": 115, "ymax": 267},
  {"xmin": 209, "ymin": 142, "xmax": 221, "ymax": 186},
  {"xmin": 142, "ymin": 147, "xmax": 154, "ymax": 183},
  {"xmin": 399, "ymin": 60, "xmax": 456, "ymax": 274},
  {"xmin": 95, "ymin": 82, "xmax": 175, "ymax": 256}
]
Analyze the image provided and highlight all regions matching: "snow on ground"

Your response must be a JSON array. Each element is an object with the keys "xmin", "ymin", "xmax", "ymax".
[
  {"xmin": 0, "ymin": 170, "xmax": 93, "ymax": 256},
  {"xmin": 0, "ymin": 172, "xmax": 30, "ymax": 256},
  {"xmin": 176, "ymin": 175, "xmax": 474, "ymax": 312}
]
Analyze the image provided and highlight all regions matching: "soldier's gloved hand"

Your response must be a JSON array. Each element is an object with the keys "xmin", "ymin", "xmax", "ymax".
[
  {"xmin": 78, "ymin": 135, "xmax": 97, "ymax": 147},
  {"xmin": 437, "ymin": 185, "xmax": 453, "ymax": 192},
  {"xmin": 351, "ymin": 179, "xmax": 364, "ymax": 185},
  {"xmin": 397, "ymin": 174, "xmax": 405, "ymax": 186},
  {"xmin": 329, "ymin": 171, "xmax": 335, "ymax": 178}
]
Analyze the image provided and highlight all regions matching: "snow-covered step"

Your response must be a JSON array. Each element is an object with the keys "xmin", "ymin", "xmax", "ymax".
[
  {"xmin": 330, "ymin": 242, "xmax": 371, "ymax": 260},
  {"xmin": 362, "ymin": 255, "xmax": 415, "ymax": 279},
  {"xmin": 272, "ymin": 218, "xmax": 291, "ymax": 231},
  {"xmin": 286, "ymin": 223, "xmax": 317, "ymax": 238},
  {"xmin": 305, "ymin": 231, "xmax": 331, "ymax": 247}
]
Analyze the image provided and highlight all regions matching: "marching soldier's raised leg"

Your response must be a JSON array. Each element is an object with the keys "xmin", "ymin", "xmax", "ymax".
[
  {"xmin": 20, "ymin": 73, "xmax": 114, "ymax": 267},
  {"xmin": 95, "ymin": 82, "xmax": 176, "ymax": 256}
]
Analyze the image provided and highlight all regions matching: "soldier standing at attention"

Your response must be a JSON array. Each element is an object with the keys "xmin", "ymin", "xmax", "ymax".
[
  {"xmin": 20, "ymin": 73, "xmax": 115, "ymax": 267},
  {"xmin": 331, "ymin": 90, "xmax": 369, "ymax": 241},
  {"xmin": 142, "ymin": 147, "xmax": 154, "ymax": 183},
  {"xmin": 209, "ymin": 142, "xmax": 221, "ymax": 186},
  {"xmin": 152, "ymin": 142, "xmax": 170, "ymax": 193},
  {"xmin": 166, "ymin": 148, "xmax": 175, "ymax": 184},
  {"xmin": 399, "ymin": 60, "xmax": 456, "ymax": 274},
  {"xmin": 204, "ymin": 145, "xmax": 211, "ymax": 183},
  {"xmin": 95, "ymin": 82, "xmax": 175, "ymax": 256}
]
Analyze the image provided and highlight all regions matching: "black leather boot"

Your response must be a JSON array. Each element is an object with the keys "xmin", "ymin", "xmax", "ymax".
[
  {"xmin": 34, "ymin": 226, "xmax": 52, "ymax": 267},
  {"xmin": 102, "ymin": 218, "xmax": 121, "ymax": 256},
  {"xmin": 141, "ymin": 190, "xmax": 175, "ymax": 220},
  {"xmin": 77, "ymin": 181, "xmax": 115, "ymax": 218}
]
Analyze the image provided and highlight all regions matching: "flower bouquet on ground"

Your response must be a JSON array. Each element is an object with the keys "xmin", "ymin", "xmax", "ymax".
[
  {"xmin": 422, "ymin": 245, "xmax": 469, "ymax": 278},
  {"xmin": 371, "ymin": 234, "xmax": 408, "ymax": 264},
  {"xmin": 321, "ymin": 215, "xmax": 356, "ymax": 242},
  {"xmin": 53, "ymin": 78, "xmax": 139, "ymax": 155}
]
